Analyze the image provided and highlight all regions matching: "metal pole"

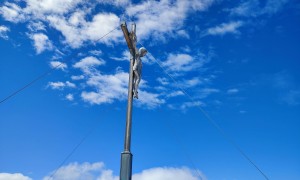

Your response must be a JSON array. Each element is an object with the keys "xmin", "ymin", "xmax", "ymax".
[{"xmin": 120, "ymin": 22, "xmax": 136, "ymax": 180}]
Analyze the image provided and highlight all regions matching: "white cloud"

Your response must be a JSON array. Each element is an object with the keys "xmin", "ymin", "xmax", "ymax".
[
  {"xmin": 66, "ymin": 81, "xmax": 76, "ymax": 88},
  {"xmin": 205, "ymin": 21, "xmax": 244, "ymax": 36},
  {"xmin": 239, "ymin": 110, "xmax": 247, "ymax": 114},
  {"xmin": 177, "ymin": 29, "xmax": 190, "ymax": 38},
  {"xmin": 81, "ymin": 71, "xmax": 128, "ymax": 105},
  {"xmin": 89, "ymin": 50, "xmax": 102, "ymax": 56},
  {"xmin": 189, "ymin": 0, "xmax": 214, "ymax": 11},
  {"xmin": 167, "ymin": 90, "xmax": 184, "ymax": 98},
  {"xmin": 198, "ymin": 88, "xmax": 220, "ymax": 98},
  {"xmin": 0, "ymin": 0, "xmax": 215, "ymax": 49},
  {"xmin": 263, "ymin": 0, "xmax": 288, "ymax": 14},
  {"xmin": 3, "ymin": 162, "xmax": 205, "ymax": 180},
  {"xmin": 25, "ymin": 0, "xmax": 82, "ymax": 15},
  {"xmin": 80, "ymin": 70, "xmax": 164, "ymax": 108},
  {"xmin": 133, "ymin": 167, "xmax": 205, "ymax": 180},
  {"xmin": 188, "ymin": 78, "xmax": 203, "ymax": 87},
  {"xmin": 229, "ymin": 0, "xmax": 261, "ymax": 17},
  {"xmin": 126, "ymin": 0, "xmax": 214, "ymax": 41},
  {"xmin": 0, "ymin": 2, "xmax": 25, "ymax": 23},
  {"xmin": 0, "ymin": 173, "xmax": 32, "ymax": 180},
  {"xmin": 42, "ymin": 161, "xmax": 204, "ymax": 180},
  {"xmin": 99, "ymin": 0, "xmax": 130, "ymax": 7},
  {"xmin": 43, "ymin": 162, "xmax": 108, "ymax": 180},
  {"xmin": 178, "ymin": 77, "xmax": 203, "ymax": 88},
  {"xmin": 66, "ymin": 93, "xmax": 74, "ymax": 101},
  {"xmin": 110, "ymin": 50, "xmax": 130, "ymax": 61},
  {"xmin": 0, "ymin": 25, "xmax": 9, "ymax": 39},
  {"xmin": 50, "ymin": 61, "xmax": 67, "ymax": 70},
  {"xmin": 230, "ymin": 0, "xmax": 288, "ymax": 17},
  {"xmin": 157, "ymin": 77, "xmax": 169, "ymax": 86},
  {"xmin": 48, "ymin": 82, "xmax": 65, "ymax": 90},
  {"xmin": 27, "ymin": 21, "xmax": 46, "ymax": 32},
  {"xmin": 162, "ymin": 53, "xmax": 206, "ymax": 73},
  {"xmin": 48, "ymin": 81, "xmax": 76, "ymax": 90},
  {"xmin": 136, "ymin": 90, "xmax": 165, "ymax": 109},
  {"xmin": 227, "ymin": 88, "xmax": 239, "ymax": 94},
  {"xmin": 30, "ymin": 33, "xmax": 53, "ymax": 54},
  {"xmin": 181, "ymin": 101, "xmax": 205, "ymax": 111},
  {"xmin": 1, "ymin": 1, "xmax": 122, "ymax": 48},
  {"xmin": 46, "ymin": 12, "xmax": 122, "ymax": 48},
  {"xmin": 71, "ymin": 75, "xmax": 85, "ymax": 81},
  {"xmin": 73, "ymin": 56, "xmax": 105, "ymax": 74}
]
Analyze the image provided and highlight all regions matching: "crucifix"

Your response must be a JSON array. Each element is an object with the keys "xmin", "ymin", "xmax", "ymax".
[{"xmin": 119, "ymin": 22, "xmax": 147, "ymax": 180}]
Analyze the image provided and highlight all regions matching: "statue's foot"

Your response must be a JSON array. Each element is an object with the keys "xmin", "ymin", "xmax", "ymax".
[{"xmin": 133, "ymin": 92, "xmax": 138, "ymax": 99}]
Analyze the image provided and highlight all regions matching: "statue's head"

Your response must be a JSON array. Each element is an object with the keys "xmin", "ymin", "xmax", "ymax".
[{"xmin": 139, "ymin": 47, "xmax": 147, "ymax": 57}]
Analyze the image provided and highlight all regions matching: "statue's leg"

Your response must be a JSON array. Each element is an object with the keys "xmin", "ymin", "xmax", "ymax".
[
  {"xmin": 133, "ymin": 70, "xmax": 140, "ymax": 99},
  {"xmin": 132, "ymin": 73, "xmax": 136, "ymax": 95}
]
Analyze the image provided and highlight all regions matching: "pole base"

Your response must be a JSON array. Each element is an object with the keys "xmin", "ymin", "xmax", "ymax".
[{"xmin": 120, "ymin": 151, "xmax": 133, "ymax": 180}]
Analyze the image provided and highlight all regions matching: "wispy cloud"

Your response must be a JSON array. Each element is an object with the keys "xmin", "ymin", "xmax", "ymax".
[
  {"xmin": 245, "ymin": 71, "xmax": 300, "ymax": 106},
  {"xmin": 205, "ymin": 21, "xmax": 244, "ymax": 36},
  {"xmin": 43, "ymin": 162, "xmax": 108, "ymax": 180},
  {"xmin": 0, "ymin": 1, "xmax": 122, "ymax": 48},
  {"xmin": 227, "ymin": 88, "xmax": 239, "ymax": 94},
  {"xmin": 41, "ymin": 161, "xmax": 205, "ymax": 180},
  {"xmin": 110, "ymin": 50, "xmax": 130, "ymax": 61},
  {"xmin": 126, "ymin": 0, "xmax": 215, "ymax": 41},
  {"xmin": 48, "ymin": 81, "xmax": 76, "ymax": 90},
  {"xmin": 180, "ymin": 101, "xmax": 205, "ymax": 111},
  {"xmin": 27, "ymin": 21, "xmax": 46, "ymax": 32},
  {"xmin": 49, "ymin": 61, "xmax": 67, "ymax": 71},
  {"xmin": 46, "ymin": 12, "xmax": 122, "ymax": 48},
  {"xmin": 0, "ymin": 173, "xmax": 32, "ymax": 180},
  {"xmin": 263, "ymin": 0, "xmax": 289, "ymax": 14},
  {"xmin": 229, "ymin": 0, "xmax": 289, "ymax": 17},
  {"xmin": 163, "ymin": 54, "xmax": 196, "ymax": 72},
  {"xmin": 157, "ymin": 77, "xmax": 170, "ymax": 86},
  {"xmin": 24, "ymin": 0, "xmax": 82, "ymax": 15},
  {"xmin": 133, "ymin": 166, "xmax": 206, "ymax": 180},
  {"xmin": 65, "ymin": 93, "xmax": 74, "ymax": 101},
  {"xmin": 229, "ymin": 0, "xmax": 261, "ymax": 17},
  {"xmin": 78, "ymin": 68, "xmax": 165, "ymax": 109},
  {"xmin": 0, "ymin": 2, "xmax": 25, "ymax": 23},
  {"xmin": 100, "ymin": 0, "xmax": 130, "ymax": 7},
  {"xmin": 136, "ymin": 90, "xmax": 165, "ymax": 109},
  {"xmin": 89, "ymin": 50, "xmax": 102, "ymax": 56},
  {"xmin": 167, "ymin": 90, "xmax": 184, "ymax": 98},
  {"xmin": 198, "ymin": 88, "xmax": 220, "ymax": 99},
  {"xmin": 29, "ymin": 33, "xmax": 53, "ymax": 54},
  {"xmin": 80, "ymin": 71, "xmax": 128, "ymax": 104},
  {"xmin": 281, "ymin": 90, "xmax": 300, "ymax": 106},
  {"xmin": 162, "ymin": 53, "xmax": 207, "ymax": 74},
  {"xmin": 71, "ymin": 75, "xmax": 85, "ymax": 81},
  {"xmin": 73, "ymin": 56, "xmax": 105, "ymax": 74},
  {"xmin": 0, "ymin": 0, "xmax": 216, "ymax": 49},
  {"xmin": 0, "ymin": 25, "xmax": 9, "ymax": 39}
]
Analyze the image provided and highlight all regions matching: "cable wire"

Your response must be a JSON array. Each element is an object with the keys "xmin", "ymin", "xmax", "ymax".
[
  {"xmin": 46, "ymin": 126, "xmax": 96, "ymax": 180},
  {"xmin": 160, "ymin": 109, "xmax": 204, "ymax": 180},
  {"xmin": 139, "ymin": 42, "xmax": 270, "ymax": 180},
  {"xmin": 0, "ymin": 26, "xmax": 119, "ymax": 106}
]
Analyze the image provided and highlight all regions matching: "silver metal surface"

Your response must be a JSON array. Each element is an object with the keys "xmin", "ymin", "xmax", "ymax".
[
  {"xmin": 124, "ymin": 53, "xmax": 134, "ymax": 152},
  {"xmin": 120, "ymin": 152, "xmax": 133, "ymax": 180},
  {"xmin": 120, "ymin": 22, "xmax": 136, "ymax": 180},
  {"xmin": 120, "ymin": 22, "xmax": 148, "ymax": 180}
]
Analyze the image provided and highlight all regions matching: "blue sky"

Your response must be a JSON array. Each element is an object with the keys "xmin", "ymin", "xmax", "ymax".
[{"xmin": 0, "ymin": 0, "xmax": 299, "ymax": 179}]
